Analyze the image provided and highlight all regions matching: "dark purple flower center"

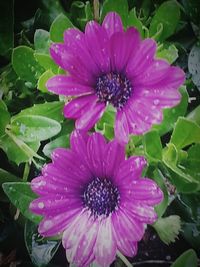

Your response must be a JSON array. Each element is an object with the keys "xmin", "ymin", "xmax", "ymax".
[
  {"xmin": 95, "ymin": 72, "xmax": 132, "ymax": 109},
  {"xmin": 83, "ymin": 177, "xmax": 120, "ymax": 217}
]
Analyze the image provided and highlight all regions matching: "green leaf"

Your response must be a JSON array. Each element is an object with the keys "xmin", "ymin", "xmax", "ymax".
[
  {"xmin": 143, "ymin": 130, "xmax": 162, "ymax": 162},
  {"xmin": 0, "ymin": 168, "xmax": 19, "ymax": 202},
  {"xmin": 153, "ymin": 215, "xmax": 181, "ymax": 245},
  {"xmin": 2, "ymin": 182, "xmax": 42, "ymax": 224},
  {"xmin": 0, "ymin": 133, "xmax": 41, "ymax": 165},
  {"xmin": 25, "ymin": 220, "xmax": 61, "ymax": 267},
  {"xmin": 188, "ymin": 44, "xmax": 200, "ymax": 90},
  {"xmin": 187, "ymin": 105, "xmax": 200, "ymax": 126},
  {"xmin": 12, "ymin": 46, "xmax": 45, "ymax": 85},
  {"xmin": 50, "ymin": 13, "xmax": 74, "ymax": 42},
  {"xmin": 149, "ymin": 0, "xmax": 180, "ymax": 42},
  {"xmin": 12, "ymin": 101, "xmax": 64, "ymax": 123},
  {"xmin": 153, "ymin": 169, "xmax": 168, "ymax": 217},
  {"xmin": 101, "ymin": 0, "xmax": 129, "ymax": 26},
  {"xmin": 0, "ymin": 108, "xmax": 10, "ymax": 137},
  {"xmin": 34, "ymin": 53, "xmax": 58, "ymax": 73},
  {"xmin": 43, "ymin": 134, "xmax": 70, "ymax": 158},
  {"xmin": 37, "ymin": 69, "xmax": 55, "ymax": 93},
  {"xmin": 70, "ymin": 1, "xmax": 93, "ymax": 29},
  {"xmin": 127, "ymin": 8, "xmax": 144, "ymax": 37},
  {"xmin": 170, "ymin": 117, "xmax": 200, "ymax": 149},
  {"xmin": 34, "ymin": 29, "xmax": 50, "ymax": 54},
  {"xmin": 0, "ymin": 0, "xmax": 14, "ymax": 56},
  {"xmin": 152, "ymin": 86, "xmax": 188, "ymax": 136},
  {"xmin": 10, "ymin": 115, "xmax": 61, "ymax": 142},
  {"xmin": 156, "ymin": 44, "xmax": 178, "ymax": 64},
  {"xmin": 171, "ymin": 249, "xmax": 198, "ymax": 267}
]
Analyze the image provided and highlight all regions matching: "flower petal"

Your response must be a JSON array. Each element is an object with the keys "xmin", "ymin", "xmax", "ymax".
[
  {"xmin": 109, "ymin": 27, "xmax": 141, "ymax": 72},
  {"xmin": 114, "ymin": 110, "xmax": 129, "ymax": 144},
  {"xmin": 75, "ymin": 101, "xmax": 106, "ymax": 131},
  {"xmin": 46, "ymin": 75, "xmax": 93, "ymax": 96},
  {"xmin": 94, "ymin": 216, "xmax": 116, "ymax": 267},
  {"xmin": 102, "ymin": 12, "xmax": 123, "ymax": 37},
  {"xmin": 63, "ymin": 94, "xmax": 98, "ymax": 119}
]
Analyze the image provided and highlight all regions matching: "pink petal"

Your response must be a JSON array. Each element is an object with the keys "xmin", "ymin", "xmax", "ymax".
[
  {"xmin": 94, "ymin": 216, "xmax": 117, "ymax": 267},
  {"xmin": 126, "ymin": 38, "xmax": 157, "ymax": 78},
  {"xmin": 109, "ymin": 27, "xmax": 141, "ymax": 72},
  {"xmin": 114, "ymin": 110, "xmax": 129, "ymax": 144},
  {"xmin": 75, "ymin": 101, "xmax": 106, "ymax": 131},
  {"xmin": 70, "ymin": 130, "xmax": 89, "ymax": 164},
  {"xmin": 46, "ymin": 75, "xmax": 93, "ymax": 96},
  {"xmin": 63, "ymin": 94, "xmax": 98, "ymax": 119},
  {"xmin": 85, "ymin": 20, "xmax": 110, "ymax": 73},
  {"xmin": 102, "ymin": 12, "xmax": 123, "ymax": 38},
  {"xmin": 87, "ymin": 132, "xmax": 107, "ymax": 177}
]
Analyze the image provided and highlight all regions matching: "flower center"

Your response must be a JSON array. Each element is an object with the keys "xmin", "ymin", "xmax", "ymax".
[
  {"xmin": 83, "ymin": 177, "xmax": 120, "ymax": 217},
  {"xmin": 95, "ymin": 72, "xmax": 132, "ymax": 109}
]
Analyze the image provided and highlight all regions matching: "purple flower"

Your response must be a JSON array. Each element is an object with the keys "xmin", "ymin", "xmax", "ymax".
[
  {"xmin": 47, "ymin": 12, "xmax": 185, "ymax": 144},
  {"xmin": 30, "ymin": 131, "xmax": 163, "ymax": 267}
]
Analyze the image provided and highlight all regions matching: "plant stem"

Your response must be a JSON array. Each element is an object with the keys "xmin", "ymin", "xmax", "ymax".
[
  {"xmin": 117, "ymin": 251, "xmax": 133, "ymax": 267},
  {"xmin": 93, "ymin": 0, "xmax": 100, "ymax": 21}
]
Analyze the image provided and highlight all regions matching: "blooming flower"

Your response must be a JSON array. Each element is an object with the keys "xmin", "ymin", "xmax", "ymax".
[
  {"xmin": 46, "ymin": 12, "xmax": 185, "ymax": 144},
  {"xmin": 30, "ymin": 131, "xmax": 163, "ymax": 267}
]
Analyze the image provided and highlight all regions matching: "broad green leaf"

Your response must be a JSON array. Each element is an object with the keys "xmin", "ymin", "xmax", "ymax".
[
  {"xmin": 153, "ymin": 169, "xmax": 168, "ymax": 217},
  {"xmin": 0, "ymin": 108, "xmax": 10, "ymax": 137},
  {"xmin": 25, "ymin": 220, "xmax": 61, "ymax": 267},
  {"xmin": 143, "ymin": 130, "xmax": 162, "ymax": 162},
  {"xmin": 34, "ymin": 53, "xmax": 58, "ymax": 73},
  {"xmin": 153, "ymin": 215, "xmax": 181, "ymax": 245},
  {"xmin": 0, "ymin": 168, "xmax": 19, "ymax": 202},
  {"xmin": 0, "ymin": 0, "xmax": 14, "ymax": 55},
  {"xmin": 182, "ymin": 223, "xmax": 200, "ymax": 250},
  {"xmin": 170, "ymin": 117, "xmax": 200, "ymax": 149},
  {"xmin": 127, "ymin": 8, "xmax": 144, "ymax": 37},
  {"xmin": 12, "ymin": 101, "xmax": 64, "ymax": 123},
  {"xmin": 37, "ymin": 69, "xmax": 55, "ymax": 93},
  {"xmin": 156, "ymin": 44, "xmax": 178, "ymax": 64},
  {"xmin": 12, "ymin": 46, "xmax": 45, "ymax": 85},
  {"xmin": 0, "ymin": 133, "xmax": 41, "ymax": 165},
  {"xmin": 0, "ymin": 100, "xmax": 7, "ymax": 110},
  {"xmin": 34, "ymin": 29, "xmax": 50, "ymax": 54},
  {"xmin": 187, "ymin": 105, "xmax": 200, "ymax": 125},
  {"xmin": 101, "ymin": 0, "xmax": 129, "ymax": 26},
  {"xmin": 50, "ymin": 13, "xmax": 74, "ymax": 42},
  {"xmin": 10, "ymin": 115, "xmax": 61, "ymax": 142},
  {"xmin": 149, "ymin": 0, "xmax": 180, "ymax": 42},
  {"xmin": 171, "ymin": 249, "xmax": 198, "ymax": 267},
  {"xmin": 153, "ymin": 86, "xmax": 188, "ymax": 136},
  {"xmin": 2, "ymin": 182, "xmax": 42, "ymax": 224},
  {"xmin": 188, "ymin": 45, "xmax": 200, "ymax": 91},
  {"xmin": 43, "ymin": 134, "xmax": 70, "ymax": 158}
]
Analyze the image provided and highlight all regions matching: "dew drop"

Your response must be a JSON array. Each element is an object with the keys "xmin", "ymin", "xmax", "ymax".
[
  {"xmin": 38, "ymin": 202, "xmax": 45, "ymax": 209},
  {"xmin": 153, "ymin": 99, "xmax": 160, "ymax": 105}
]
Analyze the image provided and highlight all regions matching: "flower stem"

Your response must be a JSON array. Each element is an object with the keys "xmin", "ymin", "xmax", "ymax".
[
  {"xmin": 93, "ymin": 0, "xmax": 99, "ymax": 21},
  {"xmin": 117, "ymin": 251, "xmax": 133, "ymax": 267}
]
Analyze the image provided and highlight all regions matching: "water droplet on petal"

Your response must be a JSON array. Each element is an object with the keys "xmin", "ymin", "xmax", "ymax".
[
  {"xmin": 153, "ymin": 99, "xmax": 160, "ymax": 105},
  {"xmin": 38, "ymin": 202, "xmax": 45, "ymax": 209}
]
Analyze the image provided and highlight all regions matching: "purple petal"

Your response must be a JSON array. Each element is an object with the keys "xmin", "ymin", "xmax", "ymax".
[
  {"xmin": 38, "ymin": 208, "xmax": 81, "ymax": 236},
  {"xmin": 102, "ymin": 12, "xmax": 123, "ymax": 38},
  {"xmin": 46, "ymin": 75, "xmax": 93, "ymax": 96},
  {"xmin": 94, "ymin": 216, "xmax": 116, "ymax": 267},
  {"xmin": 85, "ymin": 20, "xmax": 110, "ymax": 73},
  {"xmin": 126, "ymin": 38, "xmax": 157, "ymax": 78},
  {"xmin": 114, "ymin": 156, "xmax": 147, "ymax": 184},
  {"xmin": 103, "ymin": 140, "xmax": 125, "ymax": 178},
  {"xmin": 114, "ymin": 110, "xmax": 129, "ymax": 144},
  {"xmin": 70, "ymin": 130, "xmax": 89, "ymax": 164},
  {"xmin": 63, "ymin": 94, "xmax": 98, "ymax": 119},
  {"xmin": 86, "ymin": 132, "xmax": 107, "ymax": 176},
  {"xmin": 109, "ymin": 27, "xmax": 141, "ymax": 72},
  {"xmin": 131, "ymin": 178, "xmax": 164, "ymax": 205},
  {"xmin": 50, "ymin": 43, "xmax": 94, "ymax": 85},
  {"xmin": 75, "ymin": 101, "xmax": 106, "ymax": 131}
]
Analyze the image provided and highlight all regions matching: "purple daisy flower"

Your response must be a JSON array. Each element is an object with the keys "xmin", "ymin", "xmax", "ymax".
[
  {"xmin": 46, "ymin": 12, "xmax": 185, "ymax": 144},
  {"xmin": 30, "ymin": 131, "xmax": 163, "ymax": 267}
]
